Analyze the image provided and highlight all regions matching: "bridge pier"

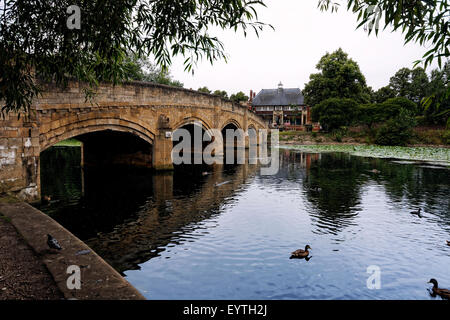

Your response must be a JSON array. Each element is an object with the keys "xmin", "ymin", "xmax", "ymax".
[{"xmin": 152, "ymin": 115, "xmax": 174, "ymax": 171}]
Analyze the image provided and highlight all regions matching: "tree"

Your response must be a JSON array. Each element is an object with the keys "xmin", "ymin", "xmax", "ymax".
[
  {"xmin": 212, "ymin": 90, "xmax": 229, "ymax": 99},
  {"xmin": 380, "ymin": 97, "xmax": 418, "ymax": 119},
  {"xmin": 311, "ymin": 98, "xmax": 359, "ymax": 131},
  {"xmin": 423, "ymin": 62, "xmax": 450, "ymax": 125},
  {"xmin": 318, "ymin": 1, "xmax": 449, "ymax": 68},
  {"xmin": 197, "ymin": 87, "xmax": 211, "ymax": 94},
  {"xmin": 357, "ymin": 103, "xmax": 383, "ymax": 129},
  {"xmin": 318, "ymin": 1, "xmax": 450, "ymax": 125},
  {"xmin": 230, "ymin": 91, "xmax": 249, "ymax": 103},
  {"xmin": 303, "ymin": 48, "xmax": 370, "ymax": 107},
  {"xmin": 1, "ymin": 0, "xmax": 270, "ymax": 114},
  {"xmin": 375, "ymin": 109, "xmax": 417, "ymax": 146},
  {"xmin": 124, "ymin": 54, "xmax": 183, "ymax": 87},
  {"xmin": 389, "ymin": 67, "xmax": 429, "ymax": 104},
  {"xmin": 372, "ymin": 85, "xmax": 396, "ymax": 104}
]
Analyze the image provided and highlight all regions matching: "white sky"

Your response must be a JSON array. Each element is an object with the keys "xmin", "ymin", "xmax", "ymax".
[{"xmin": 170, "ymin": 0, "xmax": 438, "ymax": 96}]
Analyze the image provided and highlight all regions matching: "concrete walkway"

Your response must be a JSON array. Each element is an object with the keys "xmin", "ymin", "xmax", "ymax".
[{"xmin": 0, "ymin": 198, "xmax": 145, "ymax": 300}]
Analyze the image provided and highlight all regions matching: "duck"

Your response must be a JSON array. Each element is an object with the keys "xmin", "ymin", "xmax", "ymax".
[
  {"xmin": 446, "ymin": 241, "xmax": 450, "ymax": 246},
  {"xmin": 290, "ymin": 245, "xmax": 311, "ymax": 259},
  {"xmin": 410, "ymin": 208, "xmax": 422, "ymax": 218},
  {"xmin": 428, "ymin": 279, "xmax": 450, "ymax": 299}
]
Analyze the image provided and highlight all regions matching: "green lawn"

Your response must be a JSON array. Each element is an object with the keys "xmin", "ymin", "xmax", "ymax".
[{"xmin": 53, "ymin": 139, "xmax": 82, "ymax": 147}]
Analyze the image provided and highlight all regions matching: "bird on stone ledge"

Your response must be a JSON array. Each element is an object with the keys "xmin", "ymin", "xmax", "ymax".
[{"xmin": 47, "ymin": 234, "xmax": 62, "ymax": 251}]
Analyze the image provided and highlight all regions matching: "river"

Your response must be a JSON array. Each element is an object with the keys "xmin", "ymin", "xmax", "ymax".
[{"xmin": 36, "ymin": 146, "xmax": 450, "ymax": 299}]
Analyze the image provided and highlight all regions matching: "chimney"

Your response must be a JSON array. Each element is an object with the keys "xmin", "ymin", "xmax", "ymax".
[{"xmin": 249, "ymin": 90, "xmax": 253, "ymax": 102}]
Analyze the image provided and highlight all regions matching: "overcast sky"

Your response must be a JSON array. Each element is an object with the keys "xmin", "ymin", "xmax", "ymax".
[{"xmin": 170, "ymin": 0, "xmax": 438, "ymax": 96}]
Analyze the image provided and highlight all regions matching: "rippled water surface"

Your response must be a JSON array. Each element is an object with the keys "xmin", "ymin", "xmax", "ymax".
[{"xmin": 38, "ymin": 147, "xmax": 450, "ymax": 299}]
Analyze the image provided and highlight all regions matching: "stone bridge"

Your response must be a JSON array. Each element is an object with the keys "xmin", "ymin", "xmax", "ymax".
[{"xmin": 0, "ymin": 81, "xmax": 267, "ymax": 201}]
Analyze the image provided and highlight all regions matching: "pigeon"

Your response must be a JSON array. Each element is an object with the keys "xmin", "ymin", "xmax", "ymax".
[{"xmin": 47, "ymin": 234, "xmax": 62, "ymax": 250}]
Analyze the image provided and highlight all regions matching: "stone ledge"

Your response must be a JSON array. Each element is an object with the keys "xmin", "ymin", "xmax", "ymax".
[{"xmin": 0, "ymin": 201, "xmax": 145, "ymax": 300}]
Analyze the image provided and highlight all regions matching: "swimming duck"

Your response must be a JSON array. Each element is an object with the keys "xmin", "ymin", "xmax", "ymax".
[
  {"xmin": 428, "ymin": 279, "xmax": 450, "ymax": 299},
  {"xmin": 410, "ymin": 208, "xmax": 422, "ymax": 218},
  {"xmin": 290, "ymin": 245, "xmax": 311, "ymax": 259},
  {"xmin": 446, "ymin": 241, "xmax": 450, "ymax": 246}
]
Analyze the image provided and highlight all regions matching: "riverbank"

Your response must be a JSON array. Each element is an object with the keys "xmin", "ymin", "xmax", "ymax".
[
  {"xmin": 278, "ymin": 127, "xmax": 450, "ymax": 148},
  {"xmin": 0, "ymin": 196, "xmax": 145, "ymax": 300},
  {"xmin": 278, "ymin": 143, "xmax": 450, "ymax": 165}
]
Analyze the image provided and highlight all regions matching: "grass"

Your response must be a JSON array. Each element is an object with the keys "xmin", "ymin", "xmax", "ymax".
[
  {"xmin": 279, "ymin": 144, "xmax": 450, "ymax": 165},
  {"xmin": 53, "ymin": 138, "xmax": 82, "ymax": 147}
]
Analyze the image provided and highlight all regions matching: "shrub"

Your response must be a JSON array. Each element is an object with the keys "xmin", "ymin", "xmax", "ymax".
[
  {"xmin": 443, "ymin": 130, "xmax": 450, "ymax": 145},
  {"xmin": 311, "ymin": 98, "xmax": 359, "ymax": 131},
  {"xmin": 334, "ymin": 131, "xmax": 343, "ymax": 142},
  {"xmin": 311, "ymin": 132, "xmax": 317, "ymax": 138},
  {"xmin": 375, "ymin": 109, "xmax": 417, "ymax": 146},
  {"xmin": 380, "ymin": 97, "xmax": 418, "ymax": 119}
]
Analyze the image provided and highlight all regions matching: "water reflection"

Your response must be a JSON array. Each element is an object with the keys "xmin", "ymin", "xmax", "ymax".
[{"xmin": 38, "ymin": 146, "xmax": 450, "ymax": 299}]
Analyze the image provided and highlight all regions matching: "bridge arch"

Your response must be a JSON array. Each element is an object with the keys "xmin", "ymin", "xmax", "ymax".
[
  {"xmin": 173, "ymin": 117, "xmax": 213, "ymax": 132},
  {"xmin": 40, "ymin": 118, "xmax": 156, "ymax": 152},
  {"xmin": 220, "ymin": 119, "xmax": 242, "ymax": 131}
]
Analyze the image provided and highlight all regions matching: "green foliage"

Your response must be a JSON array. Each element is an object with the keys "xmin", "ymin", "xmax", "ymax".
[
  {"xmin": 1, "ymin": 0, "xmax": 270, "ymax": 114},
  {"xmin": 303, "ymin": 48, "xmax": 370, "ymax": 106},
  {"xmin": 197, "ymin": 87, "xmax": 212, "ymax": 94},
  {"xmin": 333, "ymin": 129, "xmax": 345, "ymax": 142},
  {"xmin": 230, "ymin": 91, "xmax": 249, "ymax": 103},
  {"xmin": 375, "ymin": 109, "xmax": 417, "ymax": 146},
  {"xmin": 357, "ymin": 103, "xmax": 384, "ymax": 129},
  {"xmin": 372, "ymin": 86, "xmax": 396, "ymax": 103},
  {"xmin": 380, "ymin": 97, "xmax": 418, "ymax": 119},
  {"xmin": 124, "ymin": 53, "xmax": 183, "ymax": 87},
  {"xmin": 318, "ymin": 0, "xmax": 450, "ymax": 68},
  {"xmin": 312, "ymin": 98, "xmax": 359, "ymax": 131},
  {"xmin": 389, "ymin": 67, "xmax": 429, "ymax": 104},
  {"xmin": 212, "ymin": 90, "xmax": 229, "ymax": 99},
  {"xmin": 422, "ymin": 62, "xmax": 450, "ymax": 126},
  {"xmin": 443, "ymin": 131, "xmax": 450, "ymax": 145}
]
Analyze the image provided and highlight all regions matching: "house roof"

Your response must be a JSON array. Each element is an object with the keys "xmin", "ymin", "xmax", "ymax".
[{"xmin": 252, "ymin": 88, "xmax": 305, "ymax": 106}]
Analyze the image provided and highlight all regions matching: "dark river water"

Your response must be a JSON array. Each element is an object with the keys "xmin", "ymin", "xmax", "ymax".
[{"xmin": 37, "ymin": 146, "xmax": 450, "ymax": 300}]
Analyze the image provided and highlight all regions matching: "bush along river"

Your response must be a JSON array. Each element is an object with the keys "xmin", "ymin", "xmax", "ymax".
[{"xmin": 36, "ymin": 144, "xmax": 450, "ymax": 299}]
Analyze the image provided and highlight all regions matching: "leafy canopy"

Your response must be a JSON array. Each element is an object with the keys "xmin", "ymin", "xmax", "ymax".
[
  {"xmin": 0, "ymin": 0, "xmax": 270, "ymax": 114},
  {"xmin": 389, "ymin": 67, "xmax": 429, "ymax": 104},
  {"xmin": 230, "ymin": 91, "xmax": 249, "ymax": 103},
  {"xmin": 197, "ymin": 87, "xmax": 212, "ymax": 94},
  {"xmin": 303, "ymin": 48, "xmax": 370, "ymax": 106},
  {"xmin": 311, "ymin": 98, "xmax": 360, "ymax": 131},
  {"xmin": 318, "ymin": 0, "xmax": 450, "ymax": 68},
  {"xmin": 124, "ymin": 53, "xmax": 183, "ymax": 87}
]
